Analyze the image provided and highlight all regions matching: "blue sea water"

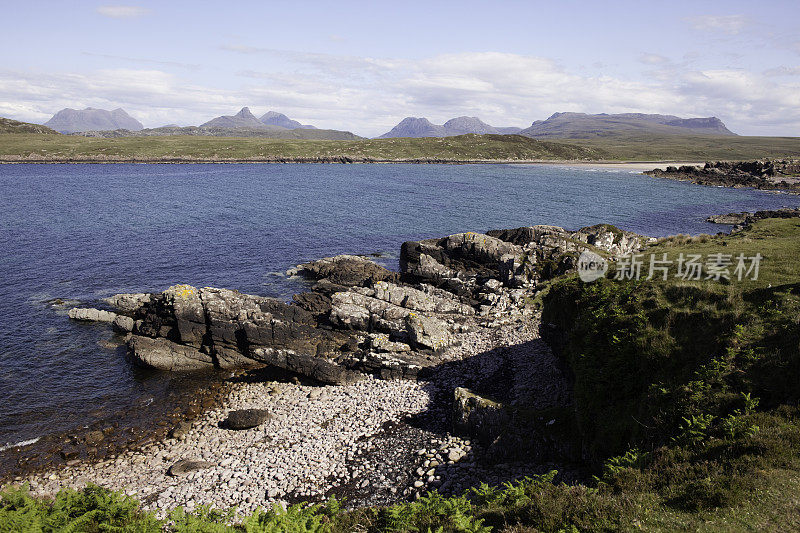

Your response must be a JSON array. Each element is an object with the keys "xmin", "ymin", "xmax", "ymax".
[{"xmin": 0, "ymin": 163, "xmax": 795, "ymax": 447}]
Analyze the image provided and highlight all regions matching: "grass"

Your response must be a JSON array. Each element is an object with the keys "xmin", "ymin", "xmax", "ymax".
[
  {"xmin": 2, "ymin": 131, "xmax": 800, "ymax": 162},
  {"xmin": 0, "ymin": 133, "xmax": 604, "ymax": 162},
  {"xmin": 567, "ymin": 133, "xmax": 800, "ymax": 161}
]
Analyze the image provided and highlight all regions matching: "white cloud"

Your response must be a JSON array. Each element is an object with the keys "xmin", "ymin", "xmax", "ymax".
[
  {"xmin": 2, "ymin": 49, "xmax": 800, "ymax": 136},
  {"xmin": 96, "ymin": 5, "xmax": 148, "ymax": 19},
  {"xmin": 686, "ymin": 15, "xmax": 747, "ymax": 35}
]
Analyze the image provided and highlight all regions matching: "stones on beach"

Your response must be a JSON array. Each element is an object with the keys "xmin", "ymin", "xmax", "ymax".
[{"xmin": 167, "ymin": 458, "xmax": 215, "ymax": 477}]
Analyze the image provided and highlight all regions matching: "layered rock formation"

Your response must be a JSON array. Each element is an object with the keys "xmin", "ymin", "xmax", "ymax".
[{"xmin": 69, "ymin": 224, "xmax": 647, "ymax": 384}]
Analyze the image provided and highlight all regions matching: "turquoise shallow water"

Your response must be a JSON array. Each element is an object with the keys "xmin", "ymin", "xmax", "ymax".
[{"xmin": 0, "ymin": 163, "xmax": 795, "ymax": 447}]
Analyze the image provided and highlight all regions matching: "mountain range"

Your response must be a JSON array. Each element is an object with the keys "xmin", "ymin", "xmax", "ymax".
[
  {"xmin": 32, "ymin": 108, "xmax": 738, "ymax": 139},
  {"xmin": 518, "ymin": 112, "xmax": 736, "ymax": 138},
  {"xmin": 379, "ymin": 116, "xmax": 522, "ymax": 138},
  {"xmin": 44, "ymin": 108, "xmax": 143, "ymax": 134}
]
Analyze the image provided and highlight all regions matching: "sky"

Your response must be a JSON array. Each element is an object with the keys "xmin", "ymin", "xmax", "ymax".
[{"xmin": 1, "ymin": 0, "xmax": 799, "ymax": 137}]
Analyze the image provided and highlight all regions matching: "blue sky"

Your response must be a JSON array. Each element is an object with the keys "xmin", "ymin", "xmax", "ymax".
[{"xmin": 1, "ymin": 0, "xmax": 799, "ymax": 136}]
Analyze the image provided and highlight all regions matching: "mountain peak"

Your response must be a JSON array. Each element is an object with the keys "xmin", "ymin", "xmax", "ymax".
[
  {"xmin": 43, "ymin": 107, "xmax": 143, "ymax": 133},
  {"xmin": 235, "ymin": 107, "xmax": 256, "ymax": 119},
  {"xmin": 259, "ymin": 111, "xmax": 317, "ymax": 129}
]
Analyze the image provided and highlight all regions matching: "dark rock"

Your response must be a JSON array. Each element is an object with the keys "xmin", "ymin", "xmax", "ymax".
[
  {"xmin": 167, "ymin": 458, "xmax": 215, "ymax": 477},
  {"xmin": 168, "ymin": 421, "xmax": 192, "ymax": 439},
  {"xmin": 224, "ymin": 408, "xmax": 274, "ymax": 430},
  {"xmin": 291, "ymin": 255, "xmax": 398, "ymax": 287}
]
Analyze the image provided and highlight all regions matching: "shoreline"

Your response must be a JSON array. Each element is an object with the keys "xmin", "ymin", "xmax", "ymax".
[
  {"xmin": 10, "ymin": 318, "xmax": 576, "ymax": 517},
  {"xmin": 0, "ymin": 156, "xmax": 697, "ymax": 167}
]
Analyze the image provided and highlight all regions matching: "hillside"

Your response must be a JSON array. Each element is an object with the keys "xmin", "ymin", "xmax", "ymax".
[
  {"xmin": 0, "ymin": 133, "xmax": 603, "ymax": 162},
  {"xmin": 0, "ymin": 118, "xmax": 58, "ymax": 134},
  {"xmin": 44, "ymin": 108, "xmax": 143, "ymax": 133},
  {"xmin": 519, "ymin": 112, "xmax": 736, "ymax": 138}
]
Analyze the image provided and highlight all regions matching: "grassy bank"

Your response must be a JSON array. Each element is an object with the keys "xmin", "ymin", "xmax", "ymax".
[
  {"xmin": 568, "ymin": 133, "xmax": 800, "ymax": 161},
  {"xmin": 2, "ymin": 132, "xmax": 800, "ymax": 163},
  {"xmin": 0, "ymin": 134, "xmax": 603, "ymax": 163},
  {"xmin": 4, "ymin": 218, "xmax": 800, "ymax": 531}
]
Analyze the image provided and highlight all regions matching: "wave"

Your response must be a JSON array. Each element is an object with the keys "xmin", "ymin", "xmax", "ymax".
[{"xmin": 0, "ymin": 436, "xmax": 41, "ymax": 452}]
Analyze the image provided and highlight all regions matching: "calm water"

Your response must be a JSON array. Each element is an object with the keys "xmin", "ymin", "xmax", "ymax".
[{"xmin": 0, "ymin": 163, "xmax": 795, "ymax": 447}]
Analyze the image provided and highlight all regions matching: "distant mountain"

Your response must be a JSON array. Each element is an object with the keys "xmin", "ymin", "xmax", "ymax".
[
  {"xmin": 44, "ymin": 108, "xmax": 143, "ymax": 134},
  {"xmin": 73, "ymin": 125, "xmax": 362, "ymax": 141},
  {"xmin": 379, "ymin": 116, "xmax": 523, "ymax": 138},
  {"xmin": 518, "ymin": 112, "xmax": 736, "ymax": 138},
  {"xmin": 442, "ymin": 116, "xmax": 500, "ymax": 135},
  {"xmin": 380, "ymin": 117, "xmax": 447, "ymax": 138},
  {"xmin": 0, "ymin": 117, "xmax": 58, "ymax": 134},
  {"xmin": 200, "ymin": 107, "xmax": 265, "ymax": 129},
  {"xmin": 260, "ymin": 111, "xmax": 316, "ymax": 130}
]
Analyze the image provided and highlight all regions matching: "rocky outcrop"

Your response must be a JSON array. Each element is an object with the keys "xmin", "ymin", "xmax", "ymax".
[
  {"xmin": 645, "ymin": 160, "xmax": 800, "ymax": 191},
  {"xmin": 67, "ymin": 223, "xmax": 646, "ymax": 385},
  {"xmin": 289, "ymin": 255, "xmax": 398, "ymax": 287},
  {"xmin": 706, "ymin": 208, "xmax": 800, "ymax": 228}
]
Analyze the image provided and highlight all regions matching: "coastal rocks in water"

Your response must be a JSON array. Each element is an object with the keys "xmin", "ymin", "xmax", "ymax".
[
  {"xmin": 289, "ymin": 255, "xmax": 398, "ymax": 287},
  {"xmin": 706, "ymin": 208, "xmax": 800, "ymax": 228},
  {"xmin": 645, "ymin": 160, "xmax": 800, "ymax": 191},
  {"xmin": 223, "ymin": 408, "xmax": 274, "ymax": 430},
  {"xmin": 68, "ymin": 223, "xmax": 650, "ymax": 385},
  {"xmin": 167, "ymin": 458, "xmax": 215, "ymax": 477},
  {"xmin": 68, "ymin": 307, "xmax": 118, "ymax": 323}
]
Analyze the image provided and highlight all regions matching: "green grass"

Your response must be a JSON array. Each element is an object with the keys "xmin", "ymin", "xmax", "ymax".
[
  {"xmin": 3, "ymin": 131, "xmax": 800, "ymax": 162},
  {"xmin": 566, "ymin": 133, "xmax": 800, "ymax": 161},
  {"xmin": 0, "ymin": 133, "xmax": 604, "ymax": 162}
]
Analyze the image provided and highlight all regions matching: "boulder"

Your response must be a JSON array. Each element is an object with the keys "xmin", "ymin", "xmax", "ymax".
[
  {"xmin": 68, "ymin": 307, "xmax": 118, "ymax": 323},
  {"xmin": 224, "ymin": 408, "xmax": 274, "ymax": 430},
  {"xmin": 167, "ymin": 458, "xmax": 215, "ymax": 477},
  {"xmin": 127, "ymin": 335, "xmax": 215, "ymax": 371}
]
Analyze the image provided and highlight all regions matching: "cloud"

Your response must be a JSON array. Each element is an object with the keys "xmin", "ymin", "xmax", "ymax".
[
  {"xmin": 638, "ymin": 53, "xmax": 669, "ymax": 65},
  {"xmin": 764, "ymin": 66, "xmax": 800, "ymax": 77},
  {"xmin": 686, "ymin": 15, "xmax": 747, "ymax": 35},
  {"xmin": 3, "ymin": 49, "xmax": 800, "ymax": 136},
  {"xmin": 96, "ymin": 5, "xmax": 148, "ymax": 18}
]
